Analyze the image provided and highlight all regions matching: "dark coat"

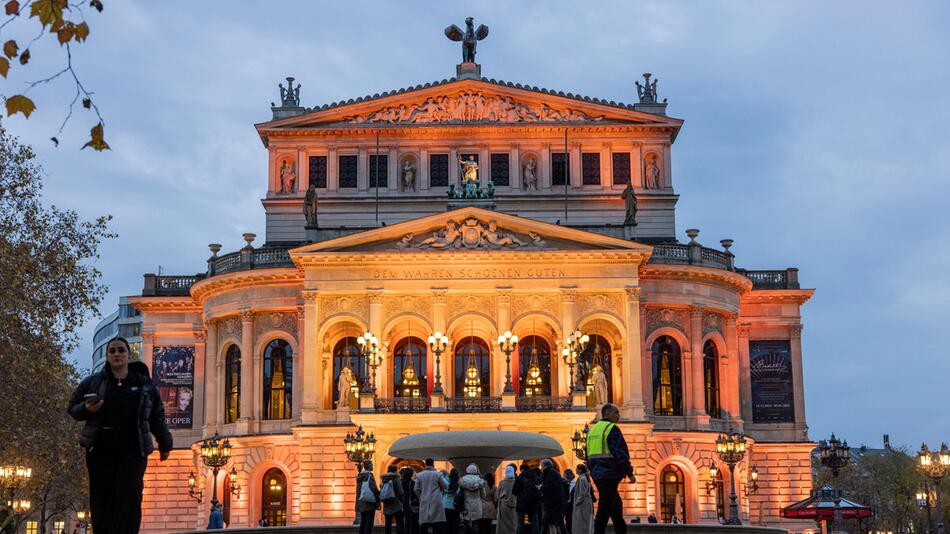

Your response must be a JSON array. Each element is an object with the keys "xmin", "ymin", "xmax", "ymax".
[
  {"xmin": 67, "ymin": 361, "xmax": 173, "ymax": 458},
  {"xmin": 381, "ymin": 472, "xmax": 405, "ymax": 516},
  {"xmin": 356, "ymin": 471, "xmax": 380, "ymax": 513},
  {"xmin": 513, "ymin": 470, "xmax": 541, "ymax": 515},
  {"xmin": 540, "ymin": 468, "xmax": 565, "ymax": 516},
  {"xmin": 587, "ymin": 424, "xmax": 633, "ymax": 482}
]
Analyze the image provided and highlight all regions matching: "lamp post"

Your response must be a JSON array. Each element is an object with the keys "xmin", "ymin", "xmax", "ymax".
[
  {"xmin": 357, "ymin": 331, "xmax": 381, "ymax": 393},
  {"xmin": 571, "ymin": 424, "xmax": 590, "ymax": 460},
  {"xmin": 563, "ymin": 329, "xmax": 589, "ymax": 392},
  {"xmin": 428, "ymin": 331, "xmax": 449, "ymax": 395},
  {"xmin": 818, "ymin": 434, "xmax": 851, "ymax": 534},
  {"xmin": 198, "ymin": 432, "xmax": 232, "ymax": 510},
  {"xmin": 716, "ymin": 431, "xmax": 747, "ymax": 525},
  {"xmin": 498, "ymin": 330, "xmax": 518, "ymax": 394},
  {"xmin": 343, "ymin": 425, "xmax": 376, "ymax": 524},
  {"xmin": 917, "ymin": 443, "xmax": 950, "ymax": 534},
  {"xmin": 0, "ymin": 464, "xmax": 32, "ymax": 532},
  {"xmin": 917, "ymin": 482, "xmax": 936, "ymax": 534},
  {"xmin": 76, "ymin": 511, "xmax": 89, "ymax": 534}
]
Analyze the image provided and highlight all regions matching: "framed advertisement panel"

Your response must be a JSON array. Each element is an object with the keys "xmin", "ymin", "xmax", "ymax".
[
  {"xmin": 749, "ymin": 340, "xmax": 795, "ymax": 423},
  {"xmin": 152, "ymin": 345, "xmax": 195, "ymax": 429}
]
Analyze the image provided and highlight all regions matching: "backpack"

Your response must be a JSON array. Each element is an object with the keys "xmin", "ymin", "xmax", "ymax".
[
  {"xmin": 380, "ymin": 480, "xmax": 396, "ymax": 503},
  {"xmin": 359, "ymin": 477, "xmax": 377, "ymax": 504},
  {"xmin": 454, "ymin": 488, "xmax": 465, "ymax": 511}
]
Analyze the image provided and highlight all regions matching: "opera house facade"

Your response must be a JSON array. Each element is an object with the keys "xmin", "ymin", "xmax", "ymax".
[{"xmin": 131, "ymin": 49, "xmax": 814, "ymax": 533}]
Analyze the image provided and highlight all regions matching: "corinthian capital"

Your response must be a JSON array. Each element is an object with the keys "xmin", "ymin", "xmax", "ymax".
[
  {"xmin": 624, "ymin": 287, "xmax": 641, "ymax": 301},
  {"xmin": 239, "ymin": 309, "xmax": 255, "ymax": 322},
  {"xmin": 788, "ymin": 323, "xmax": 804, "ymax": 336}
]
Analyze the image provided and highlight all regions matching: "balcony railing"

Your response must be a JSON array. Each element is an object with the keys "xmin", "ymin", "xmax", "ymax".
[
  {"xmin": 142, "ymin": 274, "xmax": 204, "ymax": 296},
  {"xmin": 211, "ymin": 247, "xmax": 293, "ymax": 276},
  {"xmin": 445, "ymin": 396, "xmax": 502, "ymax": 413},
  {"xmin": 736, "ymin": 268, "xmax": 800, "ymax": 290},
  {"xmin": 515, "ymin": 395, "xmax": 573, "ymax": 412},
  {"xmin": 375, "ymin": 397, "xmax": 430, "ymax": 413},
  {"xmin": 648, "ymin": 243, "xmax": 733, "ymax": 271}
]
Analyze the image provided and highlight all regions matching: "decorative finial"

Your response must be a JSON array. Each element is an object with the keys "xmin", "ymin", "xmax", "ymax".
[
  {"xmin": 278, "ymin": 76, "xmax": 301, "ymax": 107},
  {"xmin": 444, "ymin": 17, "xmax": 489, "ymax": 65},
  {"xmin": 208, "ymin": 243, "xmax": 222, "ymax": 257},
  {"xmin": 242, "ymin": 233, "xmax": 256, "ymax": 248},
  {"xmin": 636, "ymin": 72, "xmax": 658, "ymax": 104},
  {"xmin": 685, "ymin": 228, "xmax": 699, "ymax": 244}
]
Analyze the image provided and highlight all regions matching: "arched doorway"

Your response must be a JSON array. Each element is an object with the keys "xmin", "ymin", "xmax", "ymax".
[
  {"xmin": 454, "ymin": 338, "xmax": 490, "ymax": 397},
  {"xmin": 518, "ymin": 335, "xmax": 552, "ymax": 396},
  {"xmin": 579, "ymin": 334, "xmax": 612, "ymax": 402},
  {"xmin": 652, "ymin": 336, "xmax": 683, "ymax": 416},
  {"xmin": 659, "ymin": 464, "xmax": 686, "ymax": 523},
  {"xmin": 261, "ymin": 468, "xmax": 287, "ymax": 526},
  {"xmin": 393, "ymin": 337, "xmax": 428, "ymax": 398},
  {"xmin": 332, "ymin": 337, "xmax": 365, "ymax": 407}
]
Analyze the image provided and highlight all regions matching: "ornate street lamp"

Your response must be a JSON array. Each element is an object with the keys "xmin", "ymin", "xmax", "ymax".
[
  {"xmin": 704, "ymin": 461, "xmax": 719, "ymax": 495},
  {"xmin": 427, "ymin": 331, "xmax": 449, "ymax": 395},
  {"xmin": 197, "ymin": 432, "xmax": 232, "ymax": 509},
  {"xmin": 343, "ymin": 425, "xmax": 376, "ymax": 524},
  {"xmin": 917, "ymin": 443, "xmax": 950, "ymax": 534},
  {"xmin": 716, "ymin": 431, "xmax": 748, "ymax": 525},
  {"xmin": 497, "ymin": 330, "xmax": 518, "ymax": 394},
  {"xmin": 745, "ymin": 466, "xmax": 759, "ymax": 496},
  {"xmin": 563, "ymin": 329, "xmax": 589, "ymax": 392},
  {"xmin": 818, "ymin": 434, "xmax": 851, "ymax": 534},
  {"xmin": 1, "ymin": 464, "xmax": 32, "ymax": 530},
  {"xmin": 187, "ymin": 470, "xmax": 203, "ymax": 501},
  {"xmin": 916, "ymin": 483, "xmax": 936, "ymax": 534},
  {"xmin": 571, "ymin": 423, "xmax": 590, "ymax": 460},
  {"xmin": 357, "ymin": 331, "xmax": 381, "ymax": 393}
]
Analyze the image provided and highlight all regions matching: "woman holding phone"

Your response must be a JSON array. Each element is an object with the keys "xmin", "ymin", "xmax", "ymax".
[{"xmin": 69, "ymin": 336, "xmax": 173, "ymax": 534}]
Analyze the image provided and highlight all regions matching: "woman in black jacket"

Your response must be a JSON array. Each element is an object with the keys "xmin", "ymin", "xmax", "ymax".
[
  {"xmin": 539, "ymin": 459, "xmax": 568, "ymax": 534},
  {"xmin": 68, "ymin": 337, "xmax": 173, "ymax": 534}
]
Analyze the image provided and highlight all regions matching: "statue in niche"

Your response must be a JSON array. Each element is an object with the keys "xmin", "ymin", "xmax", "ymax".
[
  {"xmin": 304, "ymin": 182, "xmax": 318, "ymax": 228},
  {"xmin": 644, "ymin": 153, "xmax": 661, "ymax": 189},
  {"xmin": 522, "ymin": 156, "xmax": 538, "ymax": 190},
  {"xmin": 401, "ymin": 159, "xmax": 416, "ymax": 191},
  {"xmin": 337, "ymin": 365, "xmax": 355, "ymax": 410},
  {"xmin": 591, "ymin": 364, "xmax": 609, "ymax": 407},
  {"xmin": 621, "ymin": 182, "xmax": 638, "ymax": 226},
  {"xmin": 458, "ymin": 155, "xmax": 479, "ymax": 183},
  {"xmin": 279, "ymin": 159, "xmax": 297, "ymax": 194}
]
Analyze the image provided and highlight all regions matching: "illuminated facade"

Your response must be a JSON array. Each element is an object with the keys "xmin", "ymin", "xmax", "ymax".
[{"xmin": 131, "ymin": 55, "xmax": 814, "ymax": 532}]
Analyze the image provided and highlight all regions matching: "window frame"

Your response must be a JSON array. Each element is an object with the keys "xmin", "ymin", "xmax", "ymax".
[{"xmin": 262, "ymin": 339, "xmax": 293, "ymax": 420}]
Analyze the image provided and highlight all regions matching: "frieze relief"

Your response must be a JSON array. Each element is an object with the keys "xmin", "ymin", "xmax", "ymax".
[
  {"xmin": 703, "ymin": 312, "xmax": 723, "ymax": 336},
  {"xmin": 446, "ymin": 294, "xmax": 498, "ymax": 322},
  {"xmin": 217, "ymin": 316, "xmax": 241, "ymax": 345},
  {"xmin": 343, "ymin": 91, "xmax": 605, "ymax": 125},
  {"xmin": 397, "ymin": 218, "xmax": 546, "ymax": 250},
  {"xmin": 318, "ymin": 295, "xmax": 369, "ymax": 325},
  {"xmin": 575, "ymin": 293, "xmax": 624, "ymax": 320},
  {"xmin": 644, "ymin": 307, "xmax": 689, "ymax": 337},
  {"xmin": 382, "ymin": 295, "xmax": 433, "ymax": 323},
  {"xmin": 510, "ymin": 293, "xmax": 561, "ymax": 318},
  {"xmin": 255, "ymin": 312, "xmax": 298, "ymax": 338}
]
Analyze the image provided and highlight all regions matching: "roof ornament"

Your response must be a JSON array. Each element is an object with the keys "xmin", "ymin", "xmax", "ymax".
[
  {"xmin": 635, "ymin": 73, "xmax": 658, "ymax": 104},
  {"xmin": 279, "ymin": 77, "xmax": 301, "ymax": 107},
  {"xmin": 445, "ymin": 17, "xmax": 488, "ymax": 79}
]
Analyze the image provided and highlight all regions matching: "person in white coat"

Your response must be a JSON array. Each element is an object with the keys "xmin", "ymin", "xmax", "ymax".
[
  {"xmin": 459, "ymin": 464, "xmax": 487, "ymax": 531},
  {"xmin": 571, "ymin": 464, "xmax": 594, "ymax": 534},
  {"xmin": 414, "ymin": 458, "xmax": 448, "ymax": 534}
]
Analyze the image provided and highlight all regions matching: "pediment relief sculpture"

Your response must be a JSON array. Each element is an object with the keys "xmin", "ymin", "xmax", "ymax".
[
  {"xmin": 343, "ymin": 91, "xmax": 605, "ymax": 124},
  {"xmin": 395, "ymin": 218, "xmax": 546, "ymax": 250}
]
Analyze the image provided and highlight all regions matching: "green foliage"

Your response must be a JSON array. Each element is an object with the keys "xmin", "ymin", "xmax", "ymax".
[
  {"xmin": 0, "ymin": 122, "xmax": 114, "ymax": 526},
  {"xmin": 0, "ymin": 0, "xmax": 106, "ymax": 149}
]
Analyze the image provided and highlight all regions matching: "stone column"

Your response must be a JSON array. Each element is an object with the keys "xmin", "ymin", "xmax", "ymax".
[
  {"xmin": 449, "ymin": 147, "xmax": 459, "ymax": 188},
  {"xmin": 600, "ymin": 142, "xmax": 611, "ymax": 188},
  {"xmin": 621, "ymin": 288, "xmax": 646, "ymax": 420},
  {"xmin": 238, "ymin": 310, "xmax": 255, "ymax": 433},
  {"xmin": 737, "ymin": 323, "xmax": 752, "ymax": 423},
  {"xmin": 632, "ymin": 143, "xmax": 643, "ymax": 190},
  {"xmin": 293, "ymin": 305, "xmax": 305, "ymax": 420},
  {"xmin": 540, "ymin": 143, "xmax": 552, "ymax": 191},
  {"xmin": 723, "ymin": 315, "xmax": 741, "ymax": 423},
  {"xmin": 639, "ymin": 304, "xmax": 652, "ymax": 415},
  {"xmin": 388, "ymin": 145, "xmax": 398, "ymax": 193},
  {"xmin": 363, "ymin": 290, "xmax": 384, "ymax": 410},
  {"xmin": 789, "ymin": 324, "xmax": 807, "ymax": 438},
  {"xmin": 480, "ymin": 145, "xmax": 490, "ymax": 184},
  {"xmin": 570, "ymin": 142, "xmax": 582, "ymax": 188},
  {"xmin": 298, "ymin": 145, "xmax": 309, "ymax": 192},
  {"xmin": 203, "ymin": 321, "xmax": 218, "ymax": 433},
  {"xmin": 301, "ymin": 290, "xmax": 322, "ymax": 422},
  {"xmin": 192, "ymin": 329, "xmax": 207, "ymax": 431},
  {"xmin": 267, "ymin": 148, "xmax": 277, "ymax": 195},
  {"xmin": 663, "ymin": 145, "xmax": 673, "ymax": 189},
  {"xmin": 559, "ymin": 287, "xmax": 577, "ymax": 397},
  {"xmin": 688, "ymin": 305, "xmax": 706, "ymax": 421},
  {"xmin": 327, "ymin": 146, "xmax": 338, "ymax": 191},
  {"xmin": 431, "ymin": 288, "xmax": 448, "ymax": 410},
  {"xmin": 419, "ymin": 146, "xmax": 429, "ymax": 192},
  {"xmin": 510, "ymin": 144, "xmax": 521, "ymax": 191},
  {"xmin": 358, "ymin": 145, "xmax": 369, "ymax": 191}
]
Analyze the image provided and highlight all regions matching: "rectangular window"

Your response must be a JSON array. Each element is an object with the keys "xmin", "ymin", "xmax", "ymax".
[
  {"xmin": 749, "ymin": 340, "xmax": 795, "ymax": 423},
  {"xmin": 429, "ymin": 154, "xmax": 449, "ymax": 187},
  {"xmin": 25, "ymin": 522, "xmax": 38, "ymax": 534},
  {"xmin": 53, "ymin": 521, "xmax": 65, "ymax": 534},
  {"xmin": 338, "ymin": 155, "xmax": 357, "ymax": 188},
  {"xmin": 582, "ymin": 153, "xmax": 600, "ymax": 185},
  {"xmin": 490, "ymin": 153, "xmax": 510, "ymax": 186},
  {"xmin": 612, "ymin": 152, "xmax": 631, "ymax": 185},
  {"xmin": 369, "ymin": 154, "xmax": 388, "ymax": 188},
  {"xmin": 308, "ymin": 155, "xmax": 327, "ymax": 188},
  {"xmin": 551, "ymin": 152, "xmax": 569, "ymax": 186}
]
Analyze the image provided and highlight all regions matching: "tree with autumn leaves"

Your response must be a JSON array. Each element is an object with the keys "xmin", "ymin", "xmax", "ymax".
[
  {"xmin": 0, "ymin": 123, "xmax": 113, "ymax": 531},
  {"xmin": 1, "ymin": 0, "xmax": 108, "ymax": 150}
]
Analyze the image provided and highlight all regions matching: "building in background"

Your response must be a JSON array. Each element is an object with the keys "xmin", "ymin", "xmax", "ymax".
[{"xmin": 91, "ymin": 296, "xmax": 143, "ymax": 371}]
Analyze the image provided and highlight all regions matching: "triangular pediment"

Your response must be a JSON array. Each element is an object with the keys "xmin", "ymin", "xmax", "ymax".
[
  {"xmin": 290, "ymin": 207, "xmax": 653, "ymax": 257},
  {"xmin": 257, "ymin": 78, "xmax": 682, "ymax": 131}
]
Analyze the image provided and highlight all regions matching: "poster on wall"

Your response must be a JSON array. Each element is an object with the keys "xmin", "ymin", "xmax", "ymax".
[
  {"xmin": 152, "ymin": 345, "xmax": 195, "ymax": 429},
  {"xmin": 749, "ymin": 340, "xmax": 795, "ymax": 423}
]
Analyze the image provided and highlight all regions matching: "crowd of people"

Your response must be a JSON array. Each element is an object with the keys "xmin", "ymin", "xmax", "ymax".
[{"xmin": 355, "ymin": 403, "xmax": 635, "ymax": 534}]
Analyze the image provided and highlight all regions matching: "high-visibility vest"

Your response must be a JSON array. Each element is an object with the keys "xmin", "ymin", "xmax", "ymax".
[{"xmin": 586, "ymin": 420, "xmax": 616, "ymax": 459}]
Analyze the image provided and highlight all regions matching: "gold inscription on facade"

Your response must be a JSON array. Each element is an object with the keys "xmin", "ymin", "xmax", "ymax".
[{"xmin": 372, "ymin": 267, "xmax": 567, "ymax": 280}]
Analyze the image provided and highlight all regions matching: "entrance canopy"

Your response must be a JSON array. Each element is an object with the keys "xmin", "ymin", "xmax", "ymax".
[
  {"xmin": 389, "ymin": 430, "xmax": 563, "ymax": 474},
  {"xmin": 781, "ymin": 485, "xmax": 875, "ymax": 521}
]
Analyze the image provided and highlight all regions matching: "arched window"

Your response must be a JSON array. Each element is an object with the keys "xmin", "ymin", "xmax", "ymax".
[
  {"xmin": 394, "ymin": 337, "xmax": 427, "ymax": 398},
  {"xmin": 224, "ymin": 345, "xmax": 241, "ymax": 424},
  {"xmin": 652, "ymin": 335, "xmax": 683, "ymax": 416},
  {"xmin": 454, "ymin": 338, "xmax": 490, "ymax": 397},
  {"xmin": 659, "ymin": 464, "xmax": 686, "ymax": 523},
  {"xmin": 333, "ymin": 337, "xmax": 366, "ymax": 406},
  {"xmin": 518, "ymin": 336, "xmax": 551, "ymax": 396},
  {"xmin": 261, "ymin": 468, "xmax": 287, "ymax": 526},
  {"xmin": 579, "ymin": 334, "xmax": 612, "ymax": 402},
  {"xmin": 713, "ymin": 468, "xmax": 725, "ymax": 522},
  {"xmin": 263, "ymin": 339, "xmax": 293, "ymax": 420},
  {"xmin": 703, "ymin": 340, "xmax": 721, "ymax": 418}
]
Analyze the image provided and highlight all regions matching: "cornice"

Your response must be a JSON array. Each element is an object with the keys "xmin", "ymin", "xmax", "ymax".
[
  {"xmin": 639, "ymin": 264, "xmax": 753, "ymax": 293},
  {"xmin": 261, "ymin": 123, "xmax": 678, "ymax": 139},
  {"xmin": 740, "ymin": 289, "xmax": 815, "ymax": 305},
  {"xmin": 128, "ymin": 296, "xmax": 201, "ymax": 313},
  {"xmin": 294, "ymin": 249, "xmax": 650, "ymax": 268},
  {"xmin": 190, "ymin": 268, "xmax": 303, "ymax": 303}
]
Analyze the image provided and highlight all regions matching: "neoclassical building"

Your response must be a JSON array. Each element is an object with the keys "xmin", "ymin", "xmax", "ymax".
[{"xmin": 131, "ymin": 44, "xmax": 814, "ymax": 533}]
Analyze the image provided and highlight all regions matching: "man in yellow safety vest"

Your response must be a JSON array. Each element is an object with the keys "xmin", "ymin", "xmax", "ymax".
[{"xmin": 586, "ymin": 403, "xmax": 635, "ymax": 534}]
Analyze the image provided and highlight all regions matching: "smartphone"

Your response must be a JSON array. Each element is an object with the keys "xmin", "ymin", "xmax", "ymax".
[{"xmin": 84, "ymin": 393, "xmax": 99, "ymax": 400}]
